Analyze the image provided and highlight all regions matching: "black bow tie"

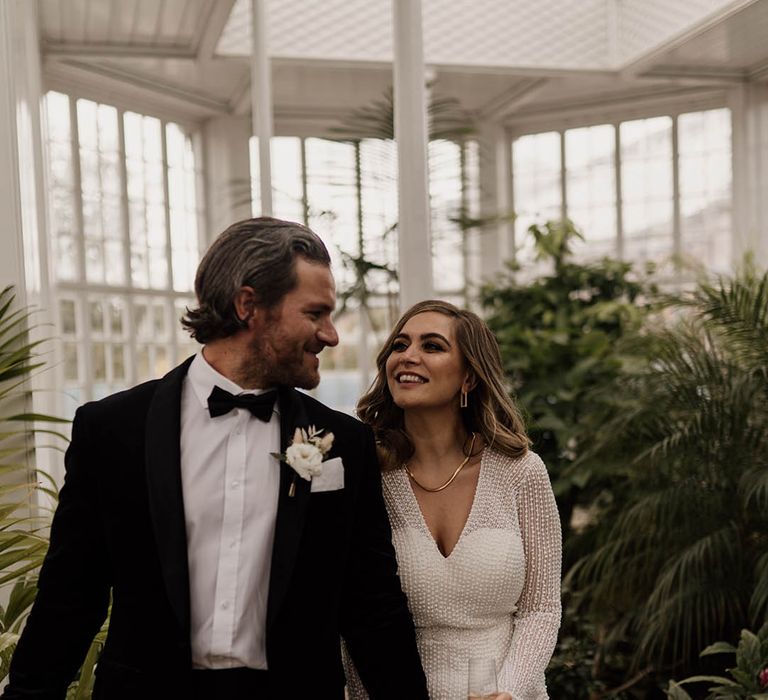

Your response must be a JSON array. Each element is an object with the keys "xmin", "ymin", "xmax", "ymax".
[{"xmin": 207, "ymin": 385, "xmax": 277, "ymax": 422}]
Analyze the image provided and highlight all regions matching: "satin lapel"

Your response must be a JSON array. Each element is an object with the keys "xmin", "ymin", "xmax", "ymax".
[
  {"xmin": 145, "ymin": 356, "xmax": 194, "ymax": 637},
  {"xmin": 267, "ymin": 387, "xmax": 311, "ymax": 632}
]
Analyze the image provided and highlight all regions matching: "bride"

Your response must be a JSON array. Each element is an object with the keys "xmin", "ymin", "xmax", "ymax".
[{"xmin": 344, "ymin": 300, "xmax": 561, "ymax": 700}]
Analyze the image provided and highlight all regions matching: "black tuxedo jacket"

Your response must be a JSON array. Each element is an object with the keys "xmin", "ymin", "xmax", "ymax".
[{"xmin": 5, "ymin": 358, "xmax": 428, "ymax": 699}]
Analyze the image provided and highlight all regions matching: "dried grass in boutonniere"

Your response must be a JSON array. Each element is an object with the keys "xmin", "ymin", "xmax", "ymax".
[{"xmin": 272, "ymin": 426, "xmax": 334, "ymax": 497}]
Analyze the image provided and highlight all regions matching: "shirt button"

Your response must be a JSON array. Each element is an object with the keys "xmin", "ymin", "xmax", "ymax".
[
  {"xmin": 231, "ymin": 480, "xmax": 239, "ymax": 488},
  {"xmin": 221, "ymin": 601, "xmax": 230, "ymax": 610}
]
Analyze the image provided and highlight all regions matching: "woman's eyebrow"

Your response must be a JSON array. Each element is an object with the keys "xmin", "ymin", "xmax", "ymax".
[{"xmin": 419, "ymin": 332, "xmax": 451, "ymax": 346}]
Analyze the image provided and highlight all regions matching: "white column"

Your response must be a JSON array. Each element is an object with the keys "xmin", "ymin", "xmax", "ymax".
[
  {"xmin": 730, "ymin": 84, "xmax": 768, "ymax": 268},
  {"xmin": 0, "ymin": 1, "xmax": 29, "ymax": 300},
  {"xmin": 250, "ymin": 0, "xmax": 273, "ymax": 216},
  {"xmin": 0, "ymin": 0, "xmax": 50, "ymax": 317},
  {"xmin": 0, "ymin": 0, "xmax": 59, "ymax": 482},
  {"xmin": 392, "ymin": 0, "xmax": 433, "ymax": 311},
  {"xmin": 203, "ymin": 115, "xmax": 254, "ymax": 239},
  {"xmin": 473, "ymin": 122, "xmax": 514, "ymax": 282}
]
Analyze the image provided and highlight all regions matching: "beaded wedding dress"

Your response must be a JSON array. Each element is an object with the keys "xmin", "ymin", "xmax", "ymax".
[{"xmin": 344, "ymin": 449, "xmax": 562, "ymax": 700}]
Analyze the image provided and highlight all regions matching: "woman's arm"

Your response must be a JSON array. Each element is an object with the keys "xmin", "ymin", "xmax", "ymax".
[{"xmin": 499, "ymin": 453, "xmax": 562, "ymax": 700}]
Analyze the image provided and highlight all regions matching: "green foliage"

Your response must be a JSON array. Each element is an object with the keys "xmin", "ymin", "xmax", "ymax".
[
  {"xmin": 667, "ymin": 624, "xmax": 768, "ymax": 699},
  {"xmin": 568, "ymin": 267, "xmax": 768, "ymax": 674},
  {"xmin": 0, "ymin": 285, "xmax": 106, "ymax": 696},
  {"xmin": 331, "ymin": 84, "xmax": 475, "ymax": 141},
  {"xmin": 480, "ymin": 220, "xmax": 657, "ymax": 539}
]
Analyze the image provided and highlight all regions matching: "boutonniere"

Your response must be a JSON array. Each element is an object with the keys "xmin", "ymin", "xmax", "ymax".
[{"xmin": 273, "ymin": 425, "xmax": 334, "ymax": 497}]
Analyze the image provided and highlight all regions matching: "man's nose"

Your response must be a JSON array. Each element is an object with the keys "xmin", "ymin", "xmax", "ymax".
[{"xmin": 318, "ymin": 318, "xmax": 339, "ymax": 347}]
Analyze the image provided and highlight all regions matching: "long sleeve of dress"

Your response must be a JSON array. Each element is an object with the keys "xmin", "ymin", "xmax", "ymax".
[{"xmin": 498, "ymin": 453, "xmax": 562, "ymax": 700}]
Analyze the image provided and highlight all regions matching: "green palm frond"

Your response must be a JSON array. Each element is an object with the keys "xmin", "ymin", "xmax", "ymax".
[
  {"xmin": 0, "ymin": 285, "xmax": 69, "ymax": 682},
  {"xmin": 331, "ymin": 85, "xmax": 475, "ymax": 142},
  {"xmin": 686, "ymin": 268, "xmax": 768, "ymax": 367},
  {"xmin": 567, "ymin": 267, "xmax": 768, "ymax": 673}
]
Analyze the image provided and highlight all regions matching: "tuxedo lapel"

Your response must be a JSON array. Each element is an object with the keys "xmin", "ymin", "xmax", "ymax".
[
  {"xmin": 145, "ymin": 356, "xmax": 194, "ymax": 637},
  {"xmin": 267, "ymin": 387, "xmax": 311, "ymax": 632}
]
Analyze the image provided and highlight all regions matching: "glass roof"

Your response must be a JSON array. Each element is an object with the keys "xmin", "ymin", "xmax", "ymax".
[{"xmin": 216, "ymin": 0, "xmax": 741, "ymax": 71}]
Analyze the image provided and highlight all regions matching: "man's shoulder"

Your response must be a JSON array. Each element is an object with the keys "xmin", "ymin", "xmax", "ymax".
[
  {"xmin": 78, "ymin": 378, "xmax": 162, "ymax": 421},
  {"xmin": 296, "ymin": 391, "xmax": 368, "ymax": 436},
  {"xmin": 77, "ymin": 356, "xmax": 193, "ymax": 423}
]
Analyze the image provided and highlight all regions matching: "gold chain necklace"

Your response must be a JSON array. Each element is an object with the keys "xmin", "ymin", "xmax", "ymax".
[{"xmin": 404, "ymin": 433, "xmax": 477, "ymax": 493}]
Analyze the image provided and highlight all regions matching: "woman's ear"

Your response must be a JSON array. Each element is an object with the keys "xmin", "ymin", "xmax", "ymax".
[
  {"xmin": 462, "ymin": 370, "xmax": 477, "ymax": 393},
  {"xmin": 233, "ymin": 286, "xmax": 259, "ymax": 327}
]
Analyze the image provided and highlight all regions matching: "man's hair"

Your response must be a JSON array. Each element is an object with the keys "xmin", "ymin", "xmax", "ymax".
[{"xmin": 181, "ymin": 217, "xmax": 331, "ymax": 344}]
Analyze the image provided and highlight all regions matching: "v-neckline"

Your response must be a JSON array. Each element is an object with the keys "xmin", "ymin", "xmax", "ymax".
[{"xmin": 403, "ymin": 448, "xmax": 486, "ymax": 560}]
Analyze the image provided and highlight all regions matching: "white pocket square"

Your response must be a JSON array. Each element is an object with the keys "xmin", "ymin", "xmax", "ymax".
[{"xmin": 311, "ymin": 457, "xmax": 344, "ymax": 492}]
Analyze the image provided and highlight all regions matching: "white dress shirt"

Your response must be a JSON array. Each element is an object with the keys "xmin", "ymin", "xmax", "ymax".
[{"xmin": 180, "ymin": 351, "xmax": 280, "ymax": 669}]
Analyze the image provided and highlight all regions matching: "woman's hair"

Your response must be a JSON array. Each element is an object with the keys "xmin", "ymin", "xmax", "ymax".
[
  {"xmin": 357, "ymin": 299, "xmax": 530, "ymax": 470},
  {"xmin": 181, "ymin": 217, "xmax": 331, "ymax": 344}
]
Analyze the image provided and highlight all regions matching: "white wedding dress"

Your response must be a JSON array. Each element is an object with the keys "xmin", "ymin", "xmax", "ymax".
[{"xmin": 344, "ymin": 448, "xmax": 562, "ymax": 700}]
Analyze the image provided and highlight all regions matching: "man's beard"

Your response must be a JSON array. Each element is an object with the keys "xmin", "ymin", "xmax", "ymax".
[{"xmin": 242, "ymin": 332, "xmax": 320, "ymax": 390}]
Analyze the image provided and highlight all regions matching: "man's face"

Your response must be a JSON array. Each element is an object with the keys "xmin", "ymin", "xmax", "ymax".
[{"xmin": 251, "ymin": 258, "xmax": 339, "ymax": 389}]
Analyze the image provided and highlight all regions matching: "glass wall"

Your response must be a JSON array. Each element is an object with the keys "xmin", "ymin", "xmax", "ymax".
[
  {"xmin": 512, "ymin": 107, "xmax": 732, "ymax": 275},
  {"xmin": 44, "ymin": 91, "xmax": 201, "ymax": 417}
]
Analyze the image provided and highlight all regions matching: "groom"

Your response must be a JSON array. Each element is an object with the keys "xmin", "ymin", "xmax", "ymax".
[{"xmin": 4, "ymin": 218, "xmax": 428, "ymax": 699}]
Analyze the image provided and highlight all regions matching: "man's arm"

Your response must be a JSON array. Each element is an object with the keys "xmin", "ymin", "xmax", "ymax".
[
  {"xmin": 339, "ymin": 426, "xmax": 428, "ymax": 699},
  {"xmin": 3, "ymin": 406, "xmax": 111, "ymax": 699}
]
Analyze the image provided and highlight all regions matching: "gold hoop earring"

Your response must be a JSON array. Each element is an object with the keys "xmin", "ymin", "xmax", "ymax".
[{"xmin": 460, "ymin": 389, "xmax": 468, "ymax": 408}]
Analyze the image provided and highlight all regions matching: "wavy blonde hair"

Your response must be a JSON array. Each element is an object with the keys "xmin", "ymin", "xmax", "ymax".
[{"xmin": 357, "ymin": 300, "xmax": 530, "ymax": 471}]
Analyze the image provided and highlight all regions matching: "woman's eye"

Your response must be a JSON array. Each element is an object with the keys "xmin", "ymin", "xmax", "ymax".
[
  {"xmin": 391, "ymin": 341, "xmax": 407, "ymax": 352},
  {"xmin": 424, "ymin": 342, "xmax": 443, "ymax": 351}
]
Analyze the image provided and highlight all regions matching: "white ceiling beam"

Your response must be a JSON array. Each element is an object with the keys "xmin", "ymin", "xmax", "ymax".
[
  {"xmin": 477, "ymin": 78, "xmax": 549, "ymax": 121},
  {"xmin": 620, "ymin": 0, "xmax": 761, "ymax": 79},
  {"xmin": 49, "ymin": 58, "xmax": 230, "ymax": 113},
  {"xmin": 639, "ymin": 65, "xmax": 747, "ymax": 84},
  {"xmin": 195, "ymin": 0, "xmax": 237, "ymax": 60},
  {"xmin": 749, "ymin": 59, "xmax": 768, "ymax": 82},
  {"xmin": 42, "ymin": 40, "xmax": 196, "ymax": 59}
]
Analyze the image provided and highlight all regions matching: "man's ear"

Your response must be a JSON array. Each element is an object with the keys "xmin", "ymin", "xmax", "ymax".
[{"xmin": 233, "ymin": 286, "xmax": 261, "ymax": 328}]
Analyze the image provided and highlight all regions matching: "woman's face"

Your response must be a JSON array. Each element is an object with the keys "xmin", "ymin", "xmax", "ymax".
[{"xmin": 385, "ymin": 311, "xmax": 469, "ymax": 412}]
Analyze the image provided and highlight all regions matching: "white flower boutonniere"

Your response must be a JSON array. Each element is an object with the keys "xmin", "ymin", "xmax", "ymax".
[{"xmin": 273, "ymin": 425, "xmax": 334, "ymax": 497}]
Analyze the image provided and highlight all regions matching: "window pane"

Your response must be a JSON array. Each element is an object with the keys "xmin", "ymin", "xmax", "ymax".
[
  {"xmin": 360, "ymin": 138, "xmax": 398, "ymax": 298},
  {"xmin": 60, "ymin": 299, "xmax": 77, "ymax": 334},
  {"xmin": 620, "ymin": 116, "xmax": 673, "ymax": 264},
  {"xmin": 77, "ymin": 99, "xmax": 126, "ymax": 285},
  {"xmin": 565, "ymin": 124, "xmax": 617, "ymax": 259},
  {"xmin": 512, "ymin": 131, "xmax": 562, "ymax": 265},
  {"xmin": 167, "ymin": 123, "xmax": 200, "ymax": 292},
  {"xmin": 63, "ymin": 342, "xmax": 79, "ymax": 381},
  {"xmin": 430, "ymin": 139, "xmax": 464, "ymax": 293},
  {"xmin": 678, "ymin": 108, "xmax": 732, "ymax": 272},
  {"xmin": 45, "ymin": 92, "xmax": 78, "ymax": 281},
  {"xmin": 305, "ymin": 138, "xmax": 358, "ymax": 292},
  {"xmin": 125, "ymin": 112, "xmax": 168, "ymax": 288},
  {"xmin": 272, "ymin": 137, "xmax": 304, "ymax": 222}
]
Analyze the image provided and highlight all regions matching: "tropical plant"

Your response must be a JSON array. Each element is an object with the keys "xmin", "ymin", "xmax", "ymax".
[
  {"xmin": 0, "ymin": 285, "xmax": 106, "ymax": 697},
  {"xmin": 567, "ymin": 266, "xmax": 768, "ymax": 678},
  {"xmin": 666, "ymin": 624, "xmax": 768, "ymax": 699},
  {"xmin": 0, "ymin": 285, "xmax": 65, "ymax": 670},
  {"xmin": 479, "ymin": 219, "xmax": 658, "ymax": 541}
]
